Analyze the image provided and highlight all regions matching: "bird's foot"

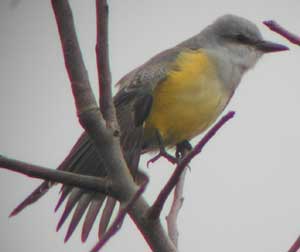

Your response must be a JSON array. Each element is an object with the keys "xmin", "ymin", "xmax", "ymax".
[
  {"xmin": 147, "ymin": 129, "xmax": 178, "ymax": 167},
  {"xmin": 147, "ymin": 149, "xmax": 178, "ymax": 167},
  {"xmin": 175, "ymin": 140, "xmax": 192, "ymax": 159}
]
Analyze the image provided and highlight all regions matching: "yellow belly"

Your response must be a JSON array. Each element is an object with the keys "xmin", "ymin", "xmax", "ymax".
[{"xmin": 144, "ymin": 49, "xmax": 230, "ymax": 146}]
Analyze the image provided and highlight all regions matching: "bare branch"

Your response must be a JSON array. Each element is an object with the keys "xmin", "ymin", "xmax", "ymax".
[
  {"xmin": 1, "ymin": 0, "xmax": 233, "ymax": 247},
  {"xmin": 166, "ymin": 167, "xmax": 188, "ymax": 247},
  {"xmin": 0, "ymin": 155, "xmax": 118, "ymax": 198},
  {"xmin": 263, "ymin": 20, "xmax": 300, "ymax": 45},
  {"xmin": 289, "ymin": 236, "xmax": 300, "ymax": 252},
  {"xmin": 91, "ymin": 181, "xmax": 148, "ymax": 252},
  {"xmin": 51, "ymin": 0, "xmax": 99, "ymax": 118},
  {"xmin": 166, "ymin": 141, "xmax": 191, "ymax": 247},
  {"xmin": 0, "ymin": 157, "xmax": 177, "ymax": 251},
  {"xmin": 148, "ymin": 111, "xmax": 235, "ymax": 219},
  {"xmin": 96, "ymin": 0, "xmax": 117, "ymax": 127},
  {"xmin": 52, "ymin": 0, "xmax": 132, "ymax": 188},
  {"xmin": 51, "ymin": 2, "xmax": 178, "ymax": 251},
  {"xmin": 128, "ymin": 199, "xmax": 178, "ymax": 252}
]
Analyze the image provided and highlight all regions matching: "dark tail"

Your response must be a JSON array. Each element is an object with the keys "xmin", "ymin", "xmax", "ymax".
[{"xmin": 10, "ymin": 91, "xmax": 145, "ymax": 242}]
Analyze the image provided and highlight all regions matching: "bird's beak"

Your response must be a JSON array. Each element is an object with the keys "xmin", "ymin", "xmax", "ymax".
[{"xmin": 255, "ymin": 40, "xmax": 289, "ymax": 53}]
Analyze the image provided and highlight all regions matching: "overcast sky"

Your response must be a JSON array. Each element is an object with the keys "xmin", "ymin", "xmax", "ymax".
[{"xmin": 1, "ymin": 1, "xmax": 300, "ymax": 252}]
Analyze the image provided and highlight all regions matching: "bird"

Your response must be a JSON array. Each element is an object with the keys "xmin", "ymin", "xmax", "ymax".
[{"xmin": 10, "ymin": 14, "xmax": 288, "ymax": 242}]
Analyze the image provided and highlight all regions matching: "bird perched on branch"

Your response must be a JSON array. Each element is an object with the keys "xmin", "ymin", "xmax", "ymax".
[{"xmin": 10, "ymin": 14, "xmax": 288, "ymax": 242}]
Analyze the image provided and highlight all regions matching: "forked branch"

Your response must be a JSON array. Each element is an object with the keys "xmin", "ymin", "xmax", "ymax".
[
  {"xmin": 0, "ymin": 1, "xmax": 244, "ymax": 251},
  {"xmin": 51, "ymin": 1, "xmax": 178, "ymax": 251}
]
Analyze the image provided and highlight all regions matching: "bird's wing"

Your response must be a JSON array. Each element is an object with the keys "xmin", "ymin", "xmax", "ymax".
[
  {"xmin": 115, "ymin": 47, "xmax": 183, "ymax": 127},
  {"xmin": 116, "ymin": 47, "xmax": 181, "ymax": 91}
]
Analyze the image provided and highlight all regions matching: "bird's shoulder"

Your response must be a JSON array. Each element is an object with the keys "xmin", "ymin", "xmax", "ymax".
[{"xmin": 115, "ymin": 46, "xmax": 212, "ymax": 94}]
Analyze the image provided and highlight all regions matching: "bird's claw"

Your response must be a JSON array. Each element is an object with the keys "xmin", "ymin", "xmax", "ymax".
[{"xmin": 147, "ymin": 151, "xmax": 178, "ymax": 167}]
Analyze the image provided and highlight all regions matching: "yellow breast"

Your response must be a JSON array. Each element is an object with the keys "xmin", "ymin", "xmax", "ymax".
[{"xmin": 144, "ymin": 49, "xmax": 230, "ymax": 146}]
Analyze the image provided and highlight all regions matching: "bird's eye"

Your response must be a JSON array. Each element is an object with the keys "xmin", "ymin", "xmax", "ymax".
[{"xmin": 235, "ymin": 34, "xmax": 249, "ymax": 43}]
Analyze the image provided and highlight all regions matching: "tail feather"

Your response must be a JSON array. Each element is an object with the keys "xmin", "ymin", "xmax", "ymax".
[
  {"xmin": 11, "ymin": 90, "xmax": 145, "ymax": 242},
  {"xmin": 55, "ymin": 187, "xmax": 72, "ymax": 212},
  {"xmin": 10, "ymin": 133, "xmax": 94, "ymax": 217},
  {"xmin": 98, "ymin": 198, "xmax": 117, "ymax": 239},
  {"xmin": 55, "ymin": 143, "xmax": 98, "ymax": 212},
  {"xmin": 57, "ymin": 133, "xmax": 91, "ymax": 171},
  {"xmin": 82, "ymin": 195, "xmax": 105, "ymax": 242},
  {"xmin": 56, "ymin": 188, "xmax": 83, "ymax": 232},
  {"xmin": 64, "ymin": 193, "xmax": 93, "ymax": 242}
]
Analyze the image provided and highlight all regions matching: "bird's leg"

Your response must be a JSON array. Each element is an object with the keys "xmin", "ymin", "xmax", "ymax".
[
  {"xmin": 147, "ymin": 130, "xmax": 177, "ymax": 167},
  {"xmin": 175, "ymin": 140, "xmax": 192, "ymax": 159}
]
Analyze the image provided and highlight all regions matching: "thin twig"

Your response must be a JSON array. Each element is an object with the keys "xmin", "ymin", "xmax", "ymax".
[
  {"xmin": 91, "ymin": 180, "xmax": 148, "ymax": 252},
  {"xmin": 166, "ymin": 167, "xmax": 188, "ymax": 247},
  {"xmin": 148, "ymin": 111, "xmax": 235, "ymax": 219},
  {"xmin": 263, "ymin": 20, "xmax": 300, "ymax": 45},
  {"xmin": 289, "ymin": 236, "xmax": 300, "ymax": 252},
  {"xmin": 0, "ymin": 155, "xmax": 117, "ymax": 197},
  {"xmin": 96, "ymin": 0, "xmax": 117, "ymax": 127},
  {"xmin": 166, "ymin": 142, "xmax": 191, "ymax": 247}
]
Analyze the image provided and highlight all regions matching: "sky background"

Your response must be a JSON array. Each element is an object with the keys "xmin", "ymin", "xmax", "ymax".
[{"xmin": 0, "ymin": 1, "xmax": 300, "ymax": 252}]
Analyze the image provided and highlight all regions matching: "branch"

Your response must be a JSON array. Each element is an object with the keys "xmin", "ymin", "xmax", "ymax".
[
  {"xmin": 91, "ymin": 181, "xmax": 148, "ymax": 252},
  {"xmin": 0, "ymin": 158, "xmax": 177, "ymax": 251},
  {"xmin": 52, "ymin": 0, "xmax": 132, "ymax": 189},
  {"xmin": 96, "ymin": 0, "xmax": 117, "ymax": 127},
  {"xmin": 166, "ymin": 167, "xmax": 188, "ymax": 247},
  {"xmin": 51, "ymin": 0, "xmax": 99, "ymax": 118},
  {"xmin": 0, "ymin": 155, "xmax": 118, "ymax": 198},
  {"xmin": 148, "ymin": 111, "xmax": 235, "ymax": 219},
  {"xmin": 51, "ymin": 1, "xmax": 178, "ymax": 251},
  {"xmin": 289, "ymin": 236, "xmax": 300, "ymax": 252},
  {"xmin": 263, "ymin": 20, "xmax": 300, "ymax": 45}
]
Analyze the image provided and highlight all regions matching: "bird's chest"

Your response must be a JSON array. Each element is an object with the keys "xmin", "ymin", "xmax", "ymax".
[{"xmin": 144, "ymin": 51, "xmax": 230, "ymax": 146}]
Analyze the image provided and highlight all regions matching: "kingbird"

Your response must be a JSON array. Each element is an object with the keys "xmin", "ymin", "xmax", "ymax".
[{"xmin": 10, "ymin": 14, "xmax": 288, "ymax": 242}]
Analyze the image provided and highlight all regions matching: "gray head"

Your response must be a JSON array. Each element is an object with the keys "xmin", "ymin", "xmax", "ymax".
[
  {"xmin": 209, "ymin": 15, "xmax": 288, "ymax": 71},
  {"xmin": 181, "ymin": 14, "xmax": 288, "ymax": 73}
]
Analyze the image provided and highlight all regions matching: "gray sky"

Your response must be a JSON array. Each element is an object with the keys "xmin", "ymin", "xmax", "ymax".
[{"xmin": 1, "ymin": 0, "xmax": 300, "ymax": 252}]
